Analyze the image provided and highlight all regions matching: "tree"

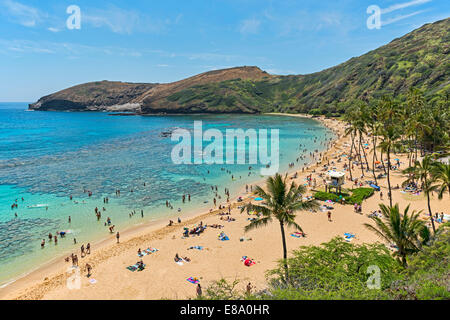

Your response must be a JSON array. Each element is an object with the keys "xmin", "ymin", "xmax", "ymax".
[
  {"xmin": 403, "ymin": 155, "xmax": 438, "ymax": 233},
  {"xmin": 431, "ymin": 162, "xmax": 450, "ymax": 199},
  {"xmin": 379, "ymin": 125, "xmax": 400, "ymax": 207},
  {"xmin": 241, "ymin": 173, "xmax": 318, "ymax": 282},
  {"xmin": 364, "ymin": 203, "xmax": 429, "ymax": 267}
]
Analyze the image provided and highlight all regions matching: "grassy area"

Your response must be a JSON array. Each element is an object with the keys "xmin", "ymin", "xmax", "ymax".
[{"xmin": 314, "ymin": 188, "xmax": 374, "ymax": 205}]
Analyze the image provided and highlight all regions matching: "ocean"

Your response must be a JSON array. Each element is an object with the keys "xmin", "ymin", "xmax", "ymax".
[{"xmin": 0, "ymin": 102, "xmax": 334, "ymax": 286}]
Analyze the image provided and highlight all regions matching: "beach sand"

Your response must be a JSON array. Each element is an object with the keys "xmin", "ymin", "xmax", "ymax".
[{"xmin": 1, "ymin": 115, "xmax": 448, "ymax": 300}]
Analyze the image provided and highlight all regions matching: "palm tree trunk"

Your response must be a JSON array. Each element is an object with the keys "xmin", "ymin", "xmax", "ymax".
[
  {"xmin": 349, "ymin": 133, "xmax": 355, "ymax": 181},
  {"xmin": 380, "ymin": 150, "xmax": 387, "ymax": 175},
  {"xmin": 372, "ymin": 145, "xmax": 378, "ymax": 185},
  {"xmin": 425, "ymin": 179, "xmax": 436, "ymax": 234},
  {"xmin": 372, "ymin": 134, "xmax": 378, "ymax": 162},
  {"xmin": 279, "ymin": 221, "xmax": 289, "ymax": 283},
  {"xmin": 358, "ymin": 134, "xmax": 364, "ymax": 177},
  {"xmin": 360, "ymin": 134, "xmax": 370, "ymax": 175},
  {"xmin": 387, "ymin": 146, "xmax": 393, "ymax": 207}
]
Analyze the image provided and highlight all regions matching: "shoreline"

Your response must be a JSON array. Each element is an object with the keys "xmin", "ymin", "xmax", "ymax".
[{"xmin": 0, "ymin": 114, "xmax": 342, "ymax": 300}]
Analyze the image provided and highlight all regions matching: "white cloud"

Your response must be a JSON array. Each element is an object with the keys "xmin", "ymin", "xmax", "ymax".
[
  {"xmin": 381, "ymin": 10, "xmax": 429, "ymax": 26},
  {"xmin": 83, "ymin": 5, "xmax": 170, "ymax": 34},
  {"xmin": 0, "ymin": 39, "xmax": 144, "ymax": 58},
  {"xmin": 381, "ymin": 0, "xmax": 432, "ymax": 14},
  {"xmin": 239, "ymin": 18, "xmax": 261, "ymax": 35},
  {"xmin": 1, "ymin": 0, "xmax": 45, "ymax": 27}
]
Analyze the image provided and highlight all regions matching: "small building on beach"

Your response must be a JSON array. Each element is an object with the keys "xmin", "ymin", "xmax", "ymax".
[{"xmin": 325, "ymin": 170, "xmax": 345, "ymax": 193}]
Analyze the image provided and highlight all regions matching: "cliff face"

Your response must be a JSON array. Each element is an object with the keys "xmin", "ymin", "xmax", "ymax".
[
  {"xmin": 29, "ymin": 66, "xmax": 270, "ymax": 113},
  {"xmin": 29, "ymin": 18, "xmax": 450, "ymax": 114},
  {"xmin": 29, "ymin": 81, "xmax": 157, "ymax": 112}
]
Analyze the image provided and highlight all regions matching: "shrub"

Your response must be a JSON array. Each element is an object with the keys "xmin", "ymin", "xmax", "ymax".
[
  {"xmin": 347, "ymin": 188, "xmax": 374, "ymax": 205},
  {"xmin": 314, "ymin": 191, "xmax": 349, "ymax": 202}
]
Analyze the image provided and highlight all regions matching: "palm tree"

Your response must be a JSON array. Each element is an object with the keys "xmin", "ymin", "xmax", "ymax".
[
  {"xmin": 344, "ymin": 110, "xmax": 358, "ymax": 181},
  {"xmin": 431, "ymin": 162, "xmax": 450, "ymax": 199},
  {"xmin": 403, "ymin": 155, "xmax": 437, "ymax": 234},
  {"xmin": 379, "ymin": 125, "xmax": 400, "ymax": 207},
  {"xmin": 241, "ymin": 173, "xmax": 318, "ymax": 282},
  {"xmin": 367, "ymin": 103, "xmax": 382, "ymax": 185},
  {"xmin": 364, "ymin": 203, "xmax": 428, "ymax": 267}
]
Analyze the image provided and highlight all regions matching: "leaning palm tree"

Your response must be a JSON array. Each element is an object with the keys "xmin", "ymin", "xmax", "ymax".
[
  {"xmin": 403, "ymin": 155, "xmax": 437, "ymax": 234},
  {"xmin": 431, "ymin": 162, "xmax": 450, "ymax": 199},
  {"xmin": 364, "ymin": 203, "xmax": 428, "ymax": 267},
  {"xmin": 241, "ymin": 173, "xmax": 318, "ymax": 282}
]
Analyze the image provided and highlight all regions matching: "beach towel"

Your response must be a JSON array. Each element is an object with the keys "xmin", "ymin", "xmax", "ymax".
[
  {"xmin": 218, "ymin": 233, "xmax": 229, "ymax": 241},
  {"xmin": 344, "ymin": 233, "xmax": 355, "ymax": 242},
  {"xmin": 187, "ymin": 277, "xmax": 200, "ymax": 284},
  {"xmin": 189, "ymin": 246, "xmax": 203, "ymax": 250},
  {"xmin": 291, "ymin": 232, "xmax": 303, "ymax": 238},
  {"xmin": 127, "ymin": 264, "xmax": 146, "ymax": 272},
  {"xmin": 370, "ymin": 184, "xmax": 380, "ymax": 191},
  {"xmin": 89, "ymin": 279, "xmax": 97, "ymax": 284},
  {"xmin": 344, "ymin": 233, "xmax": 355, "ymax": 238},
  {"xmin": 176, "ymin": 261, "xmax": 184, "ymax": 266},
  {"xmin": 241, "ymin": 256, "xmax": 256, "ymax": 267},
  {"xmin": 138, "ymin": 251, "xmax": 149, "ymax": 257},
  {"xmin": 145, "ymin": 247, "xmax": 159, "ymax": 254}
]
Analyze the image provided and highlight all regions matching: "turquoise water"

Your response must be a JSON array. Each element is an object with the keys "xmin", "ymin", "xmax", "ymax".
[{"xmin": 0, "ymin": 103, "xmax": 334, "ymax": 286}]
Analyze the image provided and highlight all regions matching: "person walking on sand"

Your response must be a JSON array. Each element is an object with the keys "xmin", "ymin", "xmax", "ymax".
[
  {"xmin": 116, "ymin": 232, "xmax": 120, "ymax": 243},
  {"xmin": 327, "ymin": 211, "xmax": 332, "ymax": 222},
  {"xmin": 196, "ymin": 284, "xmax": 202, "ymax": 297},
  {"xmin": 246, "ymin": 282, "xmax": 253, "ymax": 295},
  {"xmin": 86, "ymin": 243, "xmax": 91, "ymax": 254},
  {"xmin": 85, "ymin": 263, "xmax": 92, "ymax": 277}
]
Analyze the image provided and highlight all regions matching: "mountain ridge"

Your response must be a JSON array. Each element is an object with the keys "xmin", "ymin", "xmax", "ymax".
[{"xmin": 29, "ymin": 18, "xmax": 450, "ymax": 114}]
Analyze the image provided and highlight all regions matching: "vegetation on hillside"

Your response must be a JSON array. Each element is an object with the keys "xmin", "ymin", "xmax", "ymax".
[{"xmin": 167, "ymin": 18, "xmax": 449, "ymax": 114}]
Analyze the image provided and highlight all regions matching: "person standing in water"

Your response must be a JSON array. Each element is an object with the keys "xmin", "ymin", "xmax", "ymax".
[{"xmin": 116, "ymin": 232, "xmax": 120, "ymax": 243}]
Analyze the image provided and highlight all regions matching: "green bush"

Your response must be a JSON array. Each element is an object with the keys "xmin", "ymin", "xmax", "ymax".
[
  {"xmin": 314, "ymin": 191, "xmax": 349, "ymax": 202},
  {"xmin": 314, "ymin": 188, "xmax": 374, "ymax": 205},
  {"xmin": 347, "ymin": 188, "xmax": 375, "ymax": 205}
]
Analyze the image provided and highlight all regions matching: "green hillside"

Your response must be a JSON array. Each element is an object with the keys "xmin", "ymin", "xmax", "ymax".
[{"xmin": 165, "ymin": 18, "xmax": 449, "ymax": 114}]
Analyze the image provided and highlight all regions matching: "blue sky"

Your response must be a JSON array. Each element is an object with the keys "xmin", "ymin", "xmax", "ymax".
[{"xmin": 0, "ymin": 0, "xmax": 448, "ymax": 102}]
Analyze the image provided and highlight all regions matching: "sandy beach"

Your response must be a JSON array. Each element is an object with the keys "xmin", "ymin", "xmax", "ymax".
[{"xmin": 1, "ymin": 115, "xmax": 447, "ymax": 300}]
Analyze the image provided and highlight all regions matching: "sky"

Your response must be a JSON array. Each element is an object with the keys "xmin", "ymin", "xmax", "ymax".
[{"xmin": 0, "ymin": 0, "xmax": 449, "ymax": 102}]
